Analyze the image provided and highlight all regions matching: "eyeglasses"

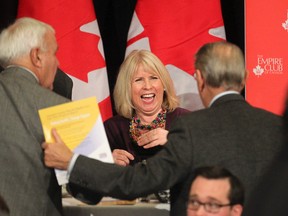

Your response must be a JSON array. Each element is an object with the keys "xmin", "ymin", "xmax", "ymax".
[{"xmin": 187, "ymin": 198, "xmax": 232, "ymax": 213}]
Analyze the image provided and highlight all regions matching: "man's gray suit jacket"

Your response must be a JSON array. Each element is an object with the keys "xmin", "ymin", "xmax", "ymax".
[
  {"xmin": 0, "ymin": 67, "xmax": 70, "ymax": 216},
  {"xmin": 68, "ymin": 93, "xmax": 284, "ymax": 216}
]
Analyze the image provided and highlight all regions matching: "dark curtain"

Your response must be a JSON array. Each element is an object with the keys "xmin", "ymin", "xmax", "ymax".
[
  {"xmin": 0, "ymin": 0, "xmax": 18, "ymax": 30},
  {"xmin": 92, "ymin": 0, "xmax": 137, "ymax": 114}
]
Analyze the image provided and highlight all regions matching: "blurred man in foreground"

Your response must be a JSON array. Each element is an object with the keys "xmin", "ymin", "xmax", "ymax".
[
  {"xmin": 187, "ymin": 166, "xmax": 244, "ymax": 216},
  {"xmin": 242, "ymin": 94, "xmax": 288, "ymax": 216}
]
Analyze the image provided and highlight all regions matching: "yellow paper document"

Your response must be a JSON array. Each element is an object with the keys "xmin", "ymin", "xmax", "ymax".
[{"xmin": 39, "ymin": 97, "xmax": 113, "ymax": 185}]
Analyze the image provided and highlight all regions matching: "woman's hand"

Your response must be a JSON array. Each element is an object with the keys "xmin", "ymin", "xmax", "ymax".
[
  {"xmin": 112, "ymin": 149, "xmax": 134, "ymax": 166},
  {"xmin": 42, "ymin": 128, "xmax": 73, "ymax": 170},
  {"xmin": 137, "ymin": 128, "xmax": 168, "ymax": 149}
]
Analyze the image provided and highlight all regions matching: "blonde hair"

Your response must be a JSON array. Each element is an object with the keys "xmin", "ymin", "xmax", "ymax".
[{"xmin": 114, "ymin": 50, "xmax": 179, "ymax": 119}]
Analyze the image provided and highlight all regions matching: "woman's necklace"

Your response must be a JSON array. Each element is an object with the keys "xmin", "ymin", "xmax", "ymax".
[{"xmin": 129, "ymin": 109, "xmax": 167, "ymax": 143}]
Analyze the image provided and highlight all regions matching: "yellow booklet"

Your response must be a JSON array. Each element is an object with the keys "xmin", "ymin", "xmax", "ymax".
[{"xmin": 39, "ymin": 97, "xmax": 113, "ymax": 185}]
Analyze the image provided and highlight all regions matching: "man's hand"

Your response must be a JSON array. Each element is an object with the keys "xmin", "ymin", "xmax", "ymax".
[
  {"xmin": 42, "ymin": 128, "xmax": 73, "ymax": 170},
  {"xmin": 112, "ymin": 149, "xmax": 134, "ymax": 166}
]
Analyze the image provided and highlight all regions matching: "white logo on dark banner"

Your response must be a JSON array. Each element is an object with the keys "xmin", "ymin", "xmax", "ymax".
[{"xmin": 253, "ymin": 55, "xmax": 284, "ymax": 77}]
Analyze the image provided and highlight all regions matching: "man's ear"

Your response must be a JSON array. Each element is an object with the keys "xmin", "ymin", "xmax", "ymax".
[
  {"xmin": 30, "ymin": 48, "xmax": 42, "ymax": 67},
  {"xmin": 244, "ymin": 69, "xmax": 249, "ymax": 83},
  {"xmin": 240, "ymin": 69, "xmax": 249, "ymax": 90},
  {"xmin": 196, "ymin": 69, "xmax": 205, "ymax": 92},
  {"xmin": 231, "ymin": 204, "xmax": 243, "ymax": 216}
]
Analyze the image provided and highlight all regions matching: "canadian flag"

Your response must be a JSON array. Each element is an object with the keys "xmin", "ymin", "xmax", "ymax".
[
  {"xmin": 126, "ymin": 0, "xmax": 225, "ymax": 111},
  {"xmin": 17, "ymin": 0, "xmax": 112, "ymax": 121}
]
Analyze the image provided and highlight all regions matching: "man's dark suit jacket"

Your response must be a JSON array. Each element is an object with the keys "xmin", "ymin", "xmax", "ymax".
[
  {"xmin": 0, "ymin": 67, "xmax": 70, "ymax": 216},
  {"xmin": 242, "ymin": 94, "xmax": 288, "ymax": 216},
  {"xmin": 53, "ymin": 68, "xmax": 73, "ymax": 99},
  {"xmin": 68, "ymin": 93, "xmax": 284, "ymax": 216}
]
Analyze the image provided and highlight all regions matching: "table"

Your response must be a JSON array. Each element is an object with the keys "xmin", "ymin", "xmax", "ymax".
[{"xmin": 63, "ymin": 197, "xmax": 170, "ymax": 216}]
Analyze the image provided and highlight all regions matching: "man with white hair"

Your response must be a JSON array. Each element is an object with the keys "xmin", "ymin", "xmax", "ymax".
[{"xmin": 0, "ymin": 17, "xmax": 70, "ymax": 216}]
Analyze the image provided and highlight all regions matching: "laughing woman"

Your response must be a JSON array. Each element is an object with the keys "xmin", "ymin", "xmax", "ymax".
[{"xmin": 104, "ymin": 50, "xmax": 190, "ymax": 167}]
